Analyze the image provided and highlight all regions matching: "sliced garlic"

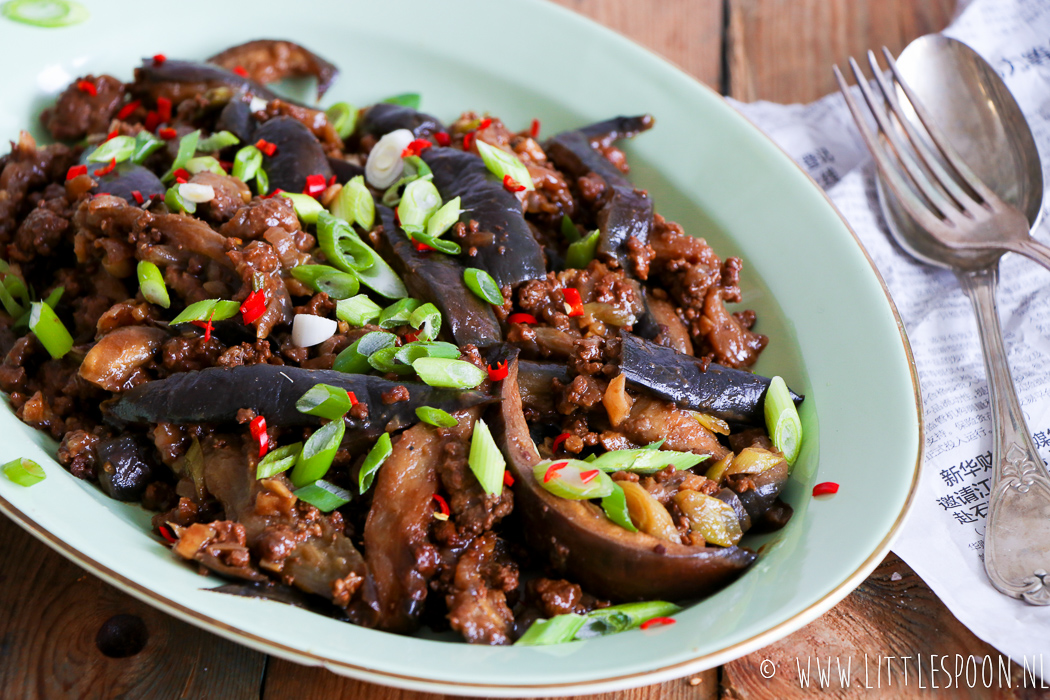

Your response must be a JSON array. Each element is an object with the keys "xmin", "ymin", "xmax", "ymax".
[
  {"xmin": 291, "ymin": 313, "xmax": 337, "ymax": 348},
  {"xmin": 178, "ymin": 183, "xmax": 215, "ymax": 203}
]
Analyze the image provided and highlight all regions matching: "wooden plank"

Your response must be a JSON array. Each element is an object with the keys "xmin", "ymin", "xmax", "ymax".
[
  {"xmin": 721, "ymin": 553, "xmax": 1040, "ymax": 699},
  {"xmin": 0, "ymin": 516, "xmax": 266, "ymax": 700},
  {"xmin": 547, "ymin": 0, "xmax": 724, "ymax": 88},
  {"xmin": 262, "ymin": 658, "xmax": 717, "ymax": 700},
  {"xmin": 726, "ymin": 0, "xmax": 956, "ymax": 103}
]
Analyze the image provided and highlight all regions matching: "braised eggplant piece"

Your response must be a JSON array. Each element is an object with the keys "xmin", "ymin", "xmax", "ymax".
[
  {"xmin": 106, "ymin": 364, "xmax": 493, "ymax": 435},
  {"xmin": 252, "ymin": 116, "xmax": 333, "ymax": 193},
  {"xmin": 132, "ymin": 58, "xmax": 282, "ymax": 105},
  {"xmin": 359, "ymin": 103, "xmax": 445, "ymax": 139},
  {"xmin": 90, "ymin": 161, "xmax": 166, "ymax": 203},
  {"xmin": 420, "ymin": 147, "xmax": 547, "ymax": 289},
  {"xmin": 517, "ymin": 360, "xmax": 570, "ymax": 416},
  {"xmin": 327, "ymin": 157, "xmax": 365, "ymax": 184},
  {"xmin": 94, "ymin": 436, "xmax": 159, "ymax": 501},
  {"xmin": 579, "ymin": 114, "xmax": 656, "ymax": 144},
  {"xmin": 207, "ymin": 40, "xmax": 339, "ymax": 99},
  {"xmin": 375, "ymin": 205, "xmax": 501, "ymax": 347},
  {"xmin": 545, "ymin": 116, "xmax": 655, "ymax": 270},
  {"xmin": 494, "ymin": 354, "xmax": 756, "ymax": 602},
  {"xmin": 215, "ymin": 99, "xmax": 256, "ymax": 143},
  {"xmin": 619, "ymin": 331, "xmax": 802, "ymax": 426}
]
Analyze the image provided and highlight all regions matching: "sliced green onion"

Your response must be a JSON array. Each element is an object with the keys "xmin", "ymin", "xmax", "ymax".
[
  {"xmin": 333, "ymin": 330, "xmax": 396, "ymax": 374},
  {"xmin": 565, "ymin": 229, "xmax": 600, "ymax": 269},
  {"xmin": 416, "ymin": 406, "xmax": 457, "ymax": 428},
  {"xmin": 2, "ymin": 457, "xmax": 45, "ymax": 486},
  {"xmin": 279, "ymin": 192, "xmax": 325, "ymax": 225},
  {"xmin": 335, "ymin": 294, "xmax": 382, "ymax": 326},
  {"xmin": 317, "ymin": 212, "xmax": 407, "ymax": 298},
  {"xmin": 88, "ymin": 135, "xmax": 135, "ymax": 164},
  {"xmin": 255, "ymin": 442, "xmax": 302, "ymax": 479},
  {"xmin": 290, "ymin": 264, "xmax": 360, "ymax": 300},
  {"xmin": 427, "ymin": 196, "xmax": 462, "ymax": 238},
  {"xmin": 164, "ymin": 184, "xmax": 195, "ymax": 214},
  {"xmin": 412, "ymin": 357, "xmax": 486, "ymax": 389},
  {"xmin": 290, "ymin": 419, "xmax": 345, "ymax": 487},
  {"xmin": 132, "ymin": 131, "xmax": 165, "ymax": 164},
  {"xmin": 232, "ymin": 145, "xmax": 263, "ymax": 183},
  {"xmin": 397, "ymin": 179, "xmax": 442, "ymax": 234},
  {"xmin": 137, "ymin": 260, "xmax": 170, "ymax": 308},
  {"xmin": 169, "ymin": 298, "xmax": 241, "ymax": 325},
  {"xmin": 29, "ymin": 300, "xmax": 72, "ymax": 359},
  {"xmin": 41, "ymin": 286, "xmax": 63, "ymax": 310},
  {"xmin": 4, "ymin": 273, "xmax": 27, "ymax": 305},
  {"xmin": 534, "ymin": 459, "xmax": 615, "ymax": 500},
  {"xmin": 254, "ymin": 168, "xmax": 269, "ymax": 196},
  {"xmin": 382, "ymin": 93, "xmax": 421, "ymax": 109},
  {"xmin": 293, "ymin": 479, "xmax": 351, "ymax": 512},
  {"xmin": 589, "ymin": 446, "xmax": 707, "ymax": 474},
  {"xmin": 326, "ymin": 102, "xmax": 357, "ymax": 139},
  {"xmin": 0, "ymin": 275, "xmax": 24, "ymax": 317},
  {"xmin": 600, "ymin": 483, "xmax": 638, "ymax": 532},
  {"xmin": 468, "ymin": 418, "xmax": 505, "ymax": 496},
  {"xmin": 410, "ymin": 232, "xmax": 461, "ymax": 255},
  {"xmin": 764, "ymin": 376, "xmax": 802, "ymax": 466},
  {"xmin": 475, "ymin": 139, "xmax": 534, "ymax": 191},
  {"xmin": 367, "ymin": 345, "xmax": 413, "ymax": 374},
  {"xmin": 162, "ymin": 130, "xmax": 201, "ymax": 182},
  {"xmin": 404, "ymin": 155, "xmax": 432, "ymax": 179},
  {"xmin": 463, "ymin": 268, "xmax": 504, "ymax": 306},
  {"xmin": 514, "ymin": 614, "xmax": 586, "ymax": 646},
  {"xmin": 197, "ymin": 130, "xmax": 239, "ymax": 152},
  {"xmin": 575, "ymin": 602, "xmax": 681, "ymax": 639},
  {"xmin": 358, "ymin": 433, "xmax": 392, "ymax": 494},
  {"xmin": 408, "ymin": 302, "xmax": 442, "ymax": 341},
  {"xmin": 1, "ymin": 0, "xmax": 88, "ymax": 27},
  {"xmin": 185, "ymin": 156, "xmax": 226, "ymax": 176},
  {"xmin": 378, "ymin": 297, "xmax": 421, "ymax": 329},
  {"xmin": 394, "ymin": 341, "xmax": 459, "ymax": 366},
  {"xmin": 560, "ymin": 214, "xmax": 581, "ymax": 243},
  {"xmin": 296, "ymin": 383, "xmax": 354, "ymax": 421},
  {"xmin": 329, "ymin": 175, "xmax": 375, "ymax": 230}
]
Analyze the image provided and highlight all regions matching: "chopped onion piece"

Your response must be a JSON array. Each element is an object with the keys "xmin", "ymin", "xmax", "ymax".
[
  {"xmin": 178, "ymin": 183, "xmax": 216, "ymax": 204},
  {"xmin": 365, "ymin": 128, "xmax": 414, "ymax": 189},
  {"xmin": 291, "ymin": 314, "xmax": 337, "ymax": 348}
]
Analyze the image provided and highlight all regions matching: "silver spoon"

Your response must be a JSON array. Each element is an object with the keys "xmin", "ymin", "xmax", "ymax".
[{"xmin": 874, "ymin": 35, "xmax": 1050, "ymax": 605}]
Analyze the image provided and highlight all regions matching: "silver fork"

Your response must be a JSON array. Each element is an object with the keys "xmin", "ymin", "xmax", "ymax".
[{"xmin": 835, "ymin": 49, "xmax": 1050, "ymax": 605}]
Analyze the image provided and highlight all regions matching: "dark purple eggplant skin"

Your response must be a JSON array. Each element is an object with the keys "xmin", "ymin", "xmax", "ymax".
[
  {"xmin": 359, "ymin": 103, "xmax": 445, "ymax": 139},
  {"xmin": 106, "ymin": 364, "xmax": 494, "ymax": 439},
  {"xmin": 619, "ymin": 331, "xmax": 803, "ymax": 426},
  {"xmin": 517, "ymin": 360, "xmax": 570, "ymax": 416},
  {"xmin": 207, "ymin": 39, "xmax": 339, "ymax": 99},
  {"xmin": 89, "ymin": 161, "xmax": 166, "ymax": 203},
  {"xmin": 732, "ymin": 459, "xmax": 791, "ymax": 525},
  {"xmin": 327, "ymin": 157, "xmax": 365, "ymax": 184},
  {"xmin": 545, "ymin": 116, "xmax": 655, "ymax": 269},
  {"xmin": 94, "ymin": 436, "xmax": 159, "ymax": 501},
  {"xmin": 252, "ymin": 116, "xmax": 333, "ymax": 193},
  {"xmin": 420, "ymin": 147, "xmax": 546, "ymax": 289},
  {"xmin": 215, "ymin": 100, "xmax": 256, "ymax": 143},
  {"xmin": 375, "ymin": 206, "xmax": 501, "ymax": 347},
  {"xmin": 134, "ymin": 58, "xmax": 282, "ymax": 102},
  {"xmin": 493, "ymin": 354, "xmax": 756, "ymax": 602}
]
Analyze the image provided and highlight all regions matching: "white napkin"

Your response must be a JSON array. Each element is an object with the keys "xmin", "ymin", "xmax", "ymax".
[{"xmin": 729, "ymin": 0, "xmax": 1050, "ymax": 666}]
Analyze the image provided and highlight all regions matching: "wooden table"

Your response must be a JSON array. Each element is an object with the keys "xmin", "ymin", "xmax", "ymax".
[{"xmin": 6, "ymin": 1, "xmax": 1038, "ymax": 698}]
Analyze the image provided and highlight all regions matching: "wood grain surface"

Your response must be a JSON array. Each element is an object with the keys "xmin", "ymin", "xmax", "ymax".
[{"xmin": 2, "ymin": 1, "xmax": 1023, "ymax": 699}]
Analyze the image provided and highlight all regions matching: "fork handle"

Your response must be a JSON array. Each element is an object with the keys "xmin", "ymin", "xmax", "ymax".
[
  {"xmin": 1002, "ymin": 238, "xmax": 1050, "ymax": 274},
  {"xmin": 958, "ymin": 266, "xmax": 1050, "ymax": 605}
]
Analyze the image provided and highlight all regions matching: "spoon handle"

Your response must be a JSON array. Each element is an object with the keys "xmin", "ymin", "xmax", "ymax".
[
  {"xmin": 958, "ymin": 266, "xmax": 1050, "ymax": 605},
  {"xmin": 1005, "ymin": 238, "xmax": 1050, "ymax": 274}
]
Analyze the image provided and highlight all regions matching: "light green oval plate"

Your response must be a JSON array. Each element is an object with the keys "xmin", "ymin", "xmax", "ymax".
[{"xmin": 0, "ymin": 0, "xmax": 922, "ymax": 695}]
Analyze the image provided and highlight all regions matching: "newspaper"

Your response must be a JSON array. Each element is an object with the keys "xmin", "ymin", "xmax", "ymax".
[{"xmin": 729, "ymin": 0, "xmax": 1050, "ymax": 666}]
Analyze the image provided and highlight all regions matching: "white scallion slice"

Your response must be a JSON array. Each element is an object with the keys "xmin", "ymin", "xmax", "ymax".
[
  {"xmin": 764, "ymin": 376, "xmax": 802, "ymax": 466},
  {"xmin": 87, "ymin": 135, "xmax": 136, "ymax": 164},
  {"xmin": 365, "ymin": 128, "xmax": 414, "ymax": 189},
  {"xmin": 136, "ymin": 260, "xmax": 170, "ymax": 309},
  {"xmin": 397, "ymin": 178, "xmax": 442, "ymax": 234},
  {"xmin": 336, "ymin": 294, "xmax": 382, "ymax": 327},
  {"xmin": 291, "ymin": 314, "xmax": 337, "ymax": 348},
  {"xmin": 475, "ymin": 139, "xmax": 534, "ymax": 191},
  {"xmin": 330, "ymin": 175, "xmax": 375, "ymax": 230},
  {"xmin": 467, "ymin": 419, "xmax": 505, "ymax": 496},
  {"xmin": 185, "ymin": 156, "xmax": 226, "ymax": 176}
]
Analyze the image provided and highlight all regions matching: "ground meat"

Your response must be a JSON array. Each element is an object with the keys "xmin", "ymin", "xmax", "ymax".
[
  {"xmin": 618, "ymin": 396, "xmax": 730, "ymax": 460},
  {"xmin": 57, "ymin": 429, "xmax": 99, "ymax": 480},
  {"xmin": 8, "ymin": 205, "xmax": 70, "ymax": 262},
  {"xmin": 259, "ymin": 99, "xmax": 343, "ymax": 155},
  {"xmin": 555, "ymin": 374, "xmax": 604, "ymax": 415},
  {"xmin": 219, "ymin": 196, "xmax": 301, "ymax": 241},
  {"xmin": 295, "ymin": 292, "xmax": 335, "ymax": 318},
  {"xmin": 445, "ymin": 533, "xmax": 517, "ymax": 645},
  {"xmin": 381, "ymin": 385, "xmax": 410, "ymax": 405},
  {"xmin": 226, "ymin": 239, "xmax": 293, "ymax": 338},
  {"xmin": 433, "ymin": 412, "xmax": 512, "ymax": 538},
  {"xmin": 189, "ymin": 172, "xmax": 251, "ymax": 223},
  {"xmin": 696, "ymin": 286, "xmax": 767, "ymax": 369},
  {"xmin": 161, "ymin": 336, "xmax": 224, "ymax": 374},
  {"xmin": 641, "ymin": 467, "xmax": 716, "ymax": 506},
  {"xmin": 527, "ymin": 578, "xmax": 606, "ymax": 618},
  {"xmin": 41, "ymin": 75, "xmax": 125, "ymax": 141},
  {"xmin": 216, "ymin": 340, "xmax": 274, "ymax": 368},
  {"xmin": 0, "ymin": 133, "xmax": 75, "ymax": 240}
]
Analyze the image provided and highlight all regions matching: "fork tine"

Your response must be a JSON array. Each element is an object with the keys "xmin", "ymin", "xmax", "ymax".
[
  {"xmin": 881, "ymin": 46, "xmax": 1000, "ymax": 206},
  {"xmin": 833, "ymin": 64, "xmax": 946, "ymax": 233},
  {"xmin": 846, "ymin": 57, "xmax": 962, "ymax": 223},
  {"xmin": 866, "ymin": 50, "xmax": 981, "ymax": 217}
]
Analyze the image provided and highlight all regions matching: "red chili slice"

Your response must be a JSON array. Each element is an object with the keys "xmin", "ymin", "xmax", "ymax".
[
  {"xmin": 487, "ymin": 361, "xmax": 508, "ymax": 382},
  {"xmin": 347, "ymin": 391, "xmax": 358, "ymax": 406},
  {"xmin": 249, "ymin": 415, "xmax": 268, "ymax": 458},
  {"xmin": 158, "ymin": 524, "xmax": 177, "ymax": 544},
  {"xmin": 66, "ymin": 164, "xmax": 87, "ymax": 180},
  {"xmin": 403, "ymin": 330, "xmax": 420, "ymax": 343},
  {"xmin": 432, "ymin": 493, "xmax": 450, "ymax": 520},
  {"xmin": 76, "ymin": 79, "xmax": 97, "ymax": 97},
  {"xmin": 434, "ymin": 131, "xmax": 450, "ymax": 147},
  {"xmin": 93, "ymin": 158, "xmax": 116, "ymax": 177},
  {"xmin": 191, "ymin": 318, "xmax": 214, "ymax": 341},
  {"xmin": 131, "ymin": 190, "xmax": 144, "ymax": 205},
  {"xmin": 232, "ymin": 65, "xmax": 249, "ymax": 77},
  {"xmin": 503, "ymin": 471, "xmax": 515, "ymax": 487},
  {"xmin": 502, "ymin": 174, "xmax": 526, "ymax": 193},
  {"xmin": 239, "ymin": 289, "xmax": 267, "ymax": 325},
  {"xmin": 563, "ymin": 287, "xmax": 584, "ymax": 317},
  {"xmin": 414, "ymin": 241, "xmax": 435, "ymax": 252},
  {"xmin": 156, "ymin": 97, "xmax": 172, "ymax": 122},
  {"xmin": 158, "ymin": 127, "xmax": 177, "ymax": 140},
  {"xmin": 507, "ymin": 312, "xmax": 537, "ymax": 325},
  {"xmin": 172, "ymin": 167, "xmax": 191, "ymax": 182},
  {"xmin": 551, "ymin": 432, "xmax": 570, "ymax": 453},
  {"xmin": 401, "ymin": 138, "xmax": 432, "ymax": 158},
  {"xmin": 640, "ymin": 617, "xmax": 676, "ymax": 630},
  {"xmin": 544, "ymin": 461, "xmax": 568, "ymax": 483},
  {"xmin": 105, "ymin": 128, "xmax": 120, "ymax": 142},
  {"xmin": 153, "ymin": 54, "xmax": 167, "ymax": 65},
  {"xmin": 530, "ymin": 118, "xmax": 540, "ymax": 138},
  {"xmin": 303, "ymin": 174, "xmax": 327, "ymax": 197},
  {"xmin": 144, "ymin": 111, "xmax": 162, "ymax": 132},
  {"xmin": 462, "ymin": 131, "xmax": 474, "ymax": 151},
  {"xmin": 116, "ymin": 99, "xmax": 141, "ymax": 121},
  {"xmin": 328, "ymin": 174, "xmax": 337, "ymax": 187},
  {"xmin": 579, "ymin": 469, "xmax": 599, "ymax": 484},
  {"xmin": 255, "ymin": 139, "xmax": 277, "ymax": 157},
  {"xmin": 478, "ymin": 117, "xmax": 492, "ymax": 130},
  {"xmin": 812, "ymin": 482, "xmax": 840, "ymax": 496}
]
